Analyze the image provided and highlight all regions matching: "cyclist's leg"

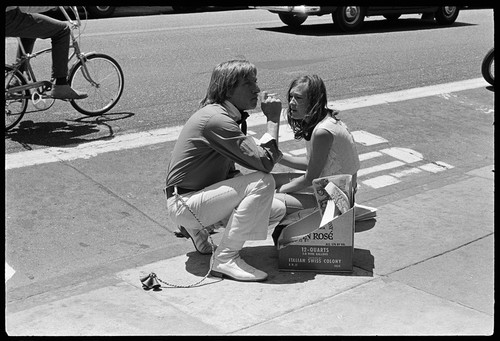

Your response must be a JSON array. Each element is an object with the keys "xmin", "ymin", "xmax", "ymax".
[
  {"xmin": 5, "ymin": 8, "xmax": 70, "ymax": 79},
  {"xmin": 16, "ymin": 38, "xmax": 36, "ymax": 74}
]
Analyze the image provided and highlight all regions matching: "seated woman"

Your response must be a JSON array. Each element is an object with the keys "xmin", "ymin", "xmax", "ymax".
[{"xmin": 272, "ymin": 74, "xmax": 375, "ymax": 242}]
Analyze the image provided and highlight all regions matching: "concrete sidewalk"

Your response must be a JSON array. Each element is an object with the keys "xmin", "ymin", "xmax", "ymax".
[{"xmin": 5, "ymin": 164, "xmax": 494, "ymax": 336}]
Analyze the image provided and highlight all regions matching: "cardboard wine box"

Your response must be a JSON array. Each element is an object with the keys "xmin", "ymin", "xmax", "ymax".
[{"xmin": 277, "ymin": 174, "xmax": 355, "ymax": 273}]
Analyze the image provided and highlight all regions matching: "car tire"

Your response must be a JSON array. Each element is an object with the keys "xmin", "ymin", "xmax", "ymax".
[
  {"xmin": 434, "ymin": 6, "xmax": 459, "ymax": 25},
  {"xmin": 332, "ymin": 6, "xmax": 366, "ymax": 32},
  {"xmin": 86, "ymin": 6, "xmax": 115, "ymax": 18},
  {"xmin": 278, "ymin": 12, "xmax": 307, "ymax": 27}
]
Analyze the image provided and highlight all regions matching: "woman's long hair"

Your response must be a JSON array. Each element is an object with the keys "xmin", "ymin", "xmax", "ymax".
[
  {"xmin": 286, "ymin": 74, "xmax": 337, "ymax": 141},
  {"xmin": 200, "ymin": 60, "xmax": 257, "ymax": 107}
]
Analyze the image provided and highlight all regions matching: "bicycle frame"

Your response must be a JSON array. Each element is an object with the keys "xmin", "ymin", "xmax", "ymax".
[
  {"xmin": 60, "ymin": 6, "xmax": 99, "ymax": 87},
  {"xmin": 5, "ymin": 6, "xmax": 98, "ymax": 98}
]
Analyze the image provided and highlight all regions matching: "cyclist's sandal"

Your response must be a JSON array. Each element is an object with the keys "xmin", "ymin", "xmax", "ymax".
[{"xmin": 178, "ymin": 226, "xmax": 214, "ymax": 255}]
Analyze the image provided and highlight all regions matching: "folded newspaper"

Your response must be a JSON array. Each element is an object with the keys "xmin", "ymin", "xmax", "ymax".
[
  {"xmin": 314, "ymin": 175, "xmax": 377, "ymax": 221},
  {"xmin": 312, "ymin": 174, "xmax": 353, "ymax": 216}
]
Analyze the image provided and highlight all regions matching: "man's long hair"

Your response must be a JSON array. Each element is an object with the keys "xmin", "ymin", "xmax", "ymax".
[
  {"xmin": 286, "ymin": 74, "xmax": 337, "ymax": 141},
  {"xmin": 200, "ymin": 60, "xmax": 257, "ymax": 107}
]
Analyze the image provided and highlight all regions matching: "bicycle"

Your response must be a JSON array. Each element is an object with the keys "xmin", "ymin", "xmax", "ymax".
[
  {"xmin": 5, "ymin": 6, "xmax": 124, "ymax": 132},
  {"xmin": 481, "ymin": 48, "xmax": 494, "ymax": 87}
]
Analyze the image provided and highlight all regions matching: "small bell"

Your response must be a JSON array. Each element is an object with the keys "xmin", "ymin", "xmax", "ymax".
[{"xmin": 140, "ymin": 272, "xmax": 161, "ymax": 290}]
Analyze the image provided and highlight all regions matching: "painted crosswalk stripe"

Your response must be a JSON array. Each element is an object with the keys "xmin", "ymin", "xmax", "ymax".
[
  {"xmin": 358, "ymin": 160, "xmax": 406, "ymax": 177},
  {"xmin": 249, "ymin": 130, "xmax": 453, "ymax": 190},
  {"xmin": 380, "ymin": 147, "xmax": 423, "ymax": 163},
  {"xmin": 363, "ymin": 175, "xmax": 401, "ymax": 188},
  {"xmin": 279, "ymin": 126, "xmax": 295, "ymax": 142},
  {"xmin": 390, "ymin": 167, "xmax": 423, "ymax": 178},
  {"xmin": 361, "ymin": 161, "xmax": 454, "ymax": 188},
  {"xmin": 351, "ymin": 130, "xmax": 389, "ymax": 146},
  {"xmin": 419, "ymin": 161, "xmax": 454, "ymax": 173},
  {"xmin": 359, "ymin": 151, "xmax": 383, "ymax": 161},
  {"xmin": 289, "ymin": 148, "xmax": 307, "ymax": 156}
]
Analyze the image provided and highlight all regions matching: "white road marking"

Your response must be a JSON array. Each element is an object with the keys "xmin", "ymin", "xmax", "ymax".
[
  {"xmin": 274, "ymin": 128, "xmax": 455, "ymax": 189},
  {"xmin": 358, "ymin": 160, "xmax": 406, "ymax": 177},
  {"xmin": 361, "ymin": 161, "xmax": 454, "ymax": 189},
  {"xmin": 351, "ymin": 130, "xmax": 389, "ymax": 146},
  {"xmin": 329, "ymin": 78, "xmax": 488, "ymax": 111},
  {"xmin": 419, "ymin": 162, "xmax": 454, "ymax": 173},
  {"xmin": 6, "ymin": 126, "xmax": 183, "ymax": 170},
  {"xmin": 6, "ymin": 78, "xmax": 484, "ymax": 171},
  {"xmin": 289, "ymin": 148, "xmax": 307, "ymax": 156},
  {"xmin": 5, "ymin": 262, "xmax": 15, "ymax": 283},
  {"xmin": 362, "ymin": 175, "xmax": 401, "ymax": 188},
  {"xmin": 279, "ymin": 126, "xmax": 296, "ymax": 142},
  {"xmin": 390, "ymin": 167, "xmax": 423, "ymax": 178},
  {"xmin": 380, "ymin": 147, "xmax": 423, "ymax": 163},
  {"xmin": 359, "ymin": 151, "xmax": 383, "ymax": 161}
]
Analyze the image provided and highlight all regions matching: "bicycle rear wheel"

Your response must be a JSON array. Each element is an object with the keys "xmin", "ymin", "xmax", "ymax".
[
  {"xmin": 5, "ymin": 66, "xmax": 29, "ymax": 131},
  {"xmin": 68, "ymin": 53, "xmax": 124, "ymax": 116}
]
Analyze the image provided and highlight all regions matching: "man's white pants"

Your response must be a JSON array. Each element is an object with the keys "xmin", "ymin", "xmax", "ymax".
[{"xmin": 167, "ymin": 171, "xmax": 286, "ymax": 242}]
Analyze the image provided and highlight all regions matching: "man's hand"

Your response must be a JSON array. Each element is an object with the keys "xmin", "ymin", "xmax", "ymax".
[{"xmin": 260, "ymin": 91, "xmax": 282, "ymax": 123}]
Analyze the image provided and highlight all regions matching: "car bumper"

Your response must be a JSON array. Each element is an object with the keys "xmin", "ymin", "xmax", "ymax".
[{"xmin": 252, "ymin": 6, "xmax": 328, "ymax": 15}]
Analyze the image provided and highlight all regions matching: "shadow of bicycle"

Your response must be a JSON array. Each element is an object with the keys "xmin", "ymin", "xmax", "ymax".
[{"xmin": 5, "ymin": 112, "xmax": 134, "ymax": 149}]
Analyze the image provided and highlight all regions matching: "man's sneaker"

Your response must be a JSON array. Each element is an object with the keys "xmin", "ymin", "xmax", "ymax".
[{"xmin": 49, "ymin": 84, "xmax": 88, "ymax": 100}]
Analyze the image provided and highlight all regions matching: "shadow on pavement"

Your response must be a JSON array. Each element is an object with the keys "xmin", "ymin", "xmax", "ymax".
[
  {"xmin": 353, "ymin": 248, "xmax": 375, "ymax": 275},
  {"xmin": 257, "ymin": 19, "xmax": 475, "ymax": 37},
  {"xmin": 355, "ymin": 218, "xmax": 377, "ymax": 233},
  {"xmin": 5, "ymin": 112, "xmax": 134, "ymax": 149},
  {"xmin": 182, "ymin": 244, "xmax": 374, "ymax": 285}
]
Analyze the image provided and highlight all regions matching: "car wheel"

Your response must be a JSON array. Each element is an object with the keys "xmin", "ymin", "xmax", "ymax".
[
  {"xmin": 278, "ymin": 12, "xmax": 307, "ymax": 27},
  {"xmin": 332, "ymin": 6, "xmax": 366, "ymax": 32},
  {"xmin": 86, "ymin": 6, "xmax": 115, "ymax": 18},
  {"xmin": 434, "ymin": 6, "xmax": 459, "ymax": 25}
]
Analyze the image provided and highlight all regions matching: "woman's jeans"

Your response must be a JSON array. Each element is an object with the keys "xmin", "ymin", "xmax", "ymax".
[
  {"xmin": 5, "ymin": 8, "xmax": 71, "ymax": 79},
  {"xmin": 167, "ymin": 172, "xmax": 286, "ymax": 242}
]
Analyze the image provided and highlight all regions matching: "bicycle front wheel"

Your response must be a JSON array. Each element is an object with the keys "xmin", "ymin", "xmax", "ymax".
[
  {"xmin": 5, "ymin": 66, "xmax": 29, "ymax": 131},
  {"xmin": 481, "ymin": 48, "xmax": 494, "ymax": 87},
  {"xmin": 68, "ymin": 53, "xmax": 124, "ymax": 116}
]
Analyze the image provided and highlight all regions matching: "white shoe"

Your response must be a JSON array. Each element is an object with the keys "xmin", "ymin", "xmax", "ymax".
[{"xmin": 211, "ymin": 255, "xmax": 268, "ymax": 282}]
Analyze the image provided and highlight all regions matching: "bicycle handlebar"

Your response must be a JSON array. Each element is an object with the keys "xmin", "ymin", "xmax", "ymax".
[{"xmin": 59, "ymin": 6, "xmax": 81, "ymax": 27}]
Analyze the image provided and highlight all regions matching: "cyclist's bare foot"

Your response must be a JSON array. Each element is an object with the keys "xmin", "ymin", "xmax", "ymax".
[{"xmin": 49, "ymin": 84, "xmax": 88, "ymax": 100}]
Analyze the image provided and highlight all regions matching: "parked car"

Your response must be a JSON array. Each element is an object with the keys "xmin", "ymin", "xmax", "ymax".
[
  {"xmin": 253, "ymin": 6, "xmax": 460, "ymax": 32},
  {"xmin": 85, "ymin": 6, "xmax": 116, "ymax": 18},
  {"xmin": 44, "ymin": 6, "xmax": 116, "ymax": 19}
]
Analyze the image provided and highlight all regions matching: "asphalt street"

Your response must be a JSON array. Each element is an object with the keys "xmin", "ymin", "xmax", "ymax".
[
  {"xmin": 4, "ymin": 7, "xmax": 494, "ymax": 336},
  {"xmin": 5, "ymin": 84, "xmax": 494, "ymax": 335}
]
